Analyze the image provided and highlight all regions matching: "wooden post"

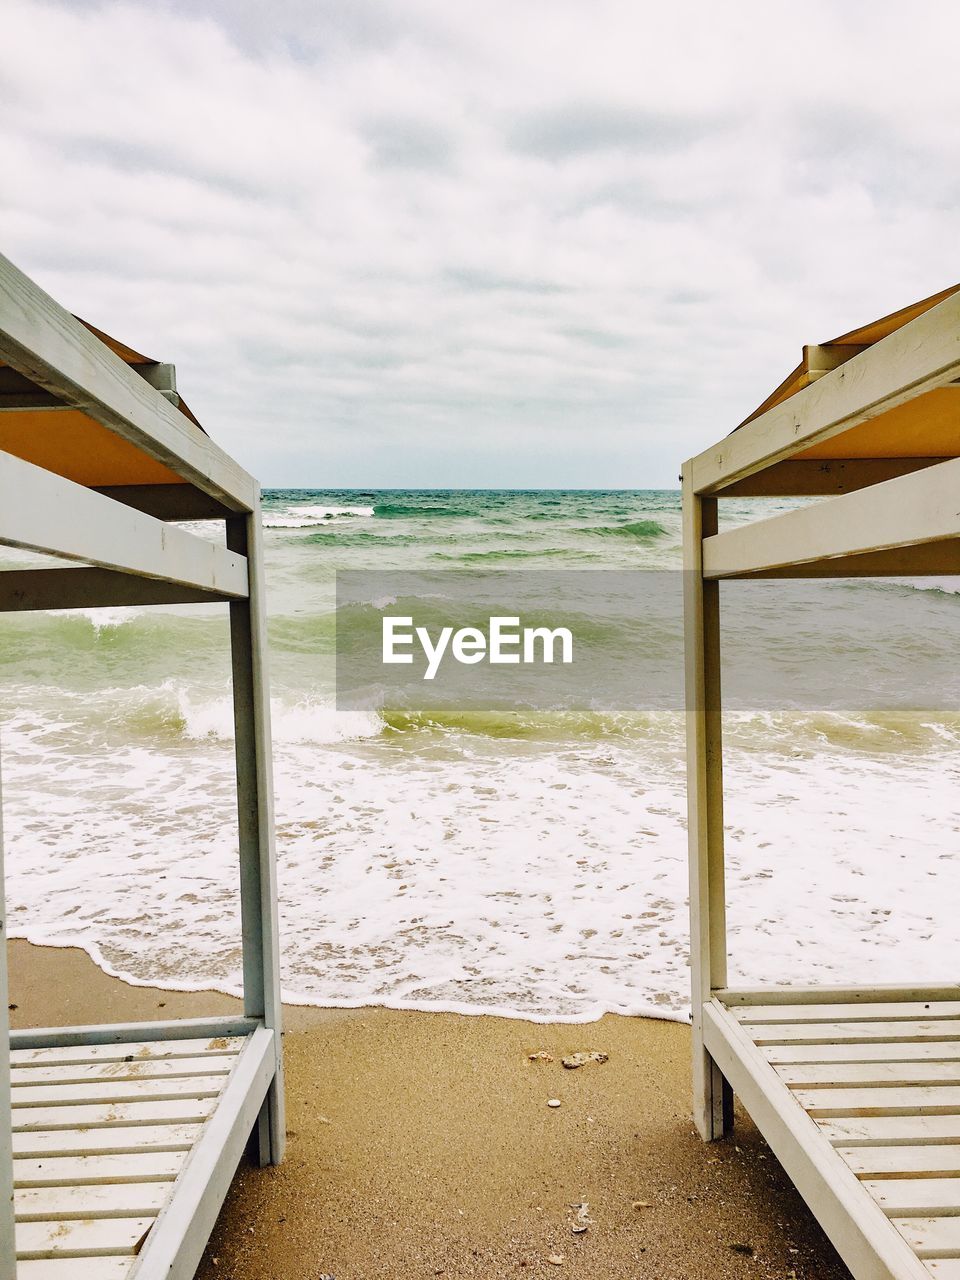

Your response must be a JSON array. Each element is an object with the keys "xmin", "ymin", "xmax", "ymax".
[
  {"xmin": 682, "ymin": 472, "xmax": 733, "ymax": 1140},
  {"xmin": 227, "ymin": 505, "xmax": 285, "ymax": 1166},
  {"xmin": 0, "ymin": 751, "xmax": 17, "ymax": 1274}
]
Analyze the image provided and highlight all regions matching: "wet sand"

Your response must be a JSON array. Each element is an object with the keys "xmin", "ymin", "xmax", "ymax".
[{"xmin": 8, "ymin": 940, "xmax": 850, "ymax": 1279}]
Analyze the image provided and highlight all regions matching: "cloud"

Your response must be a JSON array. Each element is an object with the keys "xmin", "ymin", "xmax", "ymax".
[{"xmin": 1, "ymin": 0, "xmax": 959, "ymax": 486}]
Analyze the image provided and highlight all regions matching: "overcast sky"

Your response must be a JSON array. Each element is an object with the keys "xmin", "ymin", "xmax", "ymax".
[{"xmin": 2, "ymin": 1, "xmax": 958, "ymax": 488}]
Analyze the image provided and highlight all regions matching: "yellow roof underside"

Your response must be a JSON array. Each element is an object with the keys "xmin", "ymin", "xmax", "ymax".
[{"xmin": 0, "ymin": 316, "xmax": 205, "ymax": 488}]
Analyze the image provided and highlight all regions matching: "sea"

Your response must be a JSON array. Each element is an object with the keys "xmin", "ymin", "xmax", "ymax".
[{"xmin": 2, "ymin": 489, "xmax": 959, "ymax": 1023}]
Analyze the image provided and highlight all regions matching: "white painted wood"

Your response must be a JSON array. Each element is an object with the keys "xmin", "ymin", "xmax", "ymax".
[
  {"xmin": 12, "ymin": 1099, "xmax": 216, "ymax": 1131},
  {"xmin": 822, "ymin": 1117, "xmax": 960, "ymax": 1147},
  {"xmin": 891, "ymin": 1217, "xmax": 960, "ymax": 1258},
  {"xmin": 13, "ymin": 1152, "xmax": 185, "ymax": 1186},
  {"xmin": 721, "ymin": 986, "xmax": 960, "ymax": 1007},
  {"xmin": 131, "ymin": 1025, "xmax": 275, "ymax": 1280},
  {"xmin": 11, "ymin": 1077, "xmax": 227, "ymax": 1107},
  {"xmin": 228, "ymin": 509, "xmax": 286, "ymax": 1166},
  {"xmin": 13, "ymin": 1125, "xmax": 201, "ymax": 1158},
  {"xmin": 16, "ymin": 1258, "xmax": 135, "ymax": 1278},
  {"xmin": 11, "ymin": 1038, "xmax": 241, "ymax": 1067},
  {"xmin": 797, "ymin": 1086, "xmax": 960, "ymax": 1118},
  {"xmin": 686, "ymin": 286, "xmax": 960, "ymax": 495},
  {"xmin": 783, "ymin": 1064, "xmax": 960, "ymax": 1088},
  {"xmin": 925, "ymin": 1261, "xmax": 960, "ymax": 1278},
  {"xmin": 15, "ymin": 1215, "xmax": 155, "ymax": 1258},
  {"xmin": 682, "ymin": 481, "xmax": 731, "ymax": 1141},
  {"xmin": 15, "ymin": 1181, "xmax": 170, "ymax": 1221},
  {"xmin": 0, "ymin": 251, "xmax": 257, "ymax": 510},
  {"xmin": 842, "ymin": 1148, "xmax": 960, "ymax": 1178},
  {"xmin": 702, "ymin": 1000, "xmax": 932, "ymax": 1279},
  {"xmin": 0, "ymin": 752, "xmax": 16, "ymax": 1275},
  {"xmin": 766, "ymin": 1044, "xmax": 960, "ymax": 1065},
  {"xmin": 11, "ymin": 1057, "xmax": 234, "ymax": 1086},
  {"xmin": 738, "ymin": 1003, "xmax": 960, "ymax": 1025},
  {"xmin": 865, "ymin": 1181, "xmax": 960, "ymax": 1216},
  {"xmin": 10, "ymin": 1017, "xmax": 256, "ymax": 1051},
  {"xmin": 719, "ymin": 457, "xmax": 945, "ymax": 497},
  {"xmin": 0, "ymin": 567, "xmax": 237, "ymax": 613},
  {"xmin": 704, "ymin": 456, "xmax": 960, "ymax": 579},
  {"xmin": 0, "ymin": 452, "xmax": 248, "ymax": 597},
  {"xmin": 750, "ymin": 1021, "xmax": 960, "ymax": 1045}
]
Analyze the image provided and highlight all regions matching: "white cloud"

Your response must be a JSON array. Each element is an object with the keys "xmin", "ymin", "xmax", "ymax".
[{"xmin": 2, "ymin": 0, "xmax": 959, "ymax": 485}]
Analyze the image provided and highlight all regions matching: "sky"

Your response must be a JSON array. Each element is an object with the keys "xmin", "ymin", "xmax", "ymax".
[{"xmin": 2, "ymin": 0, "xmax": 959, "ymax": 488}]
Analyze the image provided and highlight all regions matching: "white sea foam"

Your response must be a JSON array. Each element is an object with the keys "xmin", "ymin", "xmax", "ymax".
[{"xmin": 4, "ymin": 697, "xmax": 959, "ymax": 1023}]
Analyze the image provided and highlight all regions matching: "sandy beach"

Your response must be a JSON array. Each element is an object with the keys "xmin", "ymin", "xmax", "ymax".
[{"xmin": 8, "ymin": 939, "xmax": 850, "ymax": 1279}]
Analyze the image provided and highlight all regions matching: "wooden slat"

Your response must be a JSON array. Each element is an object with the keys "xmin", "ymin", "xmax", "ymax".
[
  {"xmin": 700, "ymin": 1000, "xmax": 932, "ymax": 1279},
  {"xmin": 15, "ymin": 1215, "xmax": 155, "ymax": 1258},
  {"xmin": 796, "ymin": 1086, "xmax": 960, "ymax": 1118},
  {"xmin": 13, "ymin": 1152, "xmax": 185, "ymax": 1187},
  {"xmin": 892, "ymin": 1217, "xmax": 960, "ymax": 1258},
  {"xmin": 822, "ymin": 1117, "xmax": 960, "ymax": 1147},
  {"xmin": 783, "ymin": 1064, "xmax": 960, "ymax": 1088},
  {"xmin": 738, "ymin": 1003, "xmax": 960, "ymax": 1025},
  {"xmin": 926, "ymin": 1262, "xmax": 960, "ymax": 1278},
  {"xmin": 841, "ymin": 1147, "xmax": 960, "ymax": 1178},
  {"xmin": 13, "ymin": 1099, "xmax": 216, "ymax": 1130},
  {"xmin": 11, "ymin": 1076, "xmax": 227, "ymax": 1107},
  {"xmin": 16, "ymin": 1259, "xmax": 135, "ymax": 1278},
  {"xmin": 751, "ymin": 1021, "xmax": 960, "ymax": 1045},
  {"xmin": 766, "ymin": 1044, "xmax": 960, "ymax": 1065},
  {"xmin": 13, "ymin": 1124, "xmax": 201, "ymax": 1157},
  {"xmin": 0, "ymin": 452, "xmax": 248, "ymax": 597},
  {"xmin": 11, "ymin": 1037, "xmax": 241, "ymax": 1067},
  {"xmin": 15, "ymin": 1182, "xmax": 170, "ymax": 1221},
  {"xmin": 865, "ymin": 1180, "xmax": 960, "ymax": 1217},
  {"xmin": 11, "ymin": 1056, "xmax": 234, "ymax": 1085}
]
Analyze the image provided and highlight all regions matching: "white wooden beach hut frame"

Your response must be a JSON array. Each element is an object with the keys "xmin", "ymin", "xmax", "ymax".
[
  {"xmin": 683, "ymin": 283, "xmax": 960, "ymax": 1280},
  {"xmin": 0, "ymin": 255, "xmax": 284, "ymax": 1279}
]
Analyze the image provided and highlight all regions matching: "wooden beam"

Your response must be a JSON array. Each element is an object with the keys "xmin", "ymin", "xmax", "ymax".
[
  {"xmin": 682, "ymin": 474, "xmax": 732, "ymax": 1141},
  {"xmin": 718, "ymin": 985, "xmax": 960, "ymax": 1007},
  {"xmin": 9, "ymin": 1019, "xmax": 260, "ymax": 1052},
  {"xmin": 727, "ymin": 541, "xmax": 960, "ymax": 579},
  {"xmin": 227, "ymin": 509, "xmax": 285, "ymax": 1166},
  {"xmin": 0, "ymin": 452, "xmax": 248, "ymax": 598},
  {"xmin": 0, "ymin": 568, "xmax": 238, "ymax": 613},
  {"xmin": 0, "ymin": 762, "xmax": 17, "ymax": 1277},
  {"xmin": 687, "ymin": 289, "xmax": 960, "ymax": 495},
  {"xmin": 93, "ymin": 485, "xmax": 233, "ymax": 522},
  {"xmin": 720, "ymin": 458, "xmax": 947, "ymax": 497},
  {"xmin": 703, "ymin": 456, "xmax": 960, "ymax": 579},
  {"xmin": 0, "ymin": 253, "xmax": 257, "ymax": 511}
]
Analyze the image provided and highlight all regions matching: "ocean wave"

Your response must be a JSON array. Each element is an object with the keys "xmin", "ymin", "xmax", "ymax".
[
  {"xmin": 432, "ymin": 546, "xmax": 590, "ymax": 563},
  {"xmin": 373, "ymin": 501, "xmax": 475, "ymax": 519},
  {"xmin": 264, "ymin": 504, "xmax": 374, "ymax": 529},
  {"xmin": 586, "ymin": 520, "xmax": 667, "ymax": 539}
]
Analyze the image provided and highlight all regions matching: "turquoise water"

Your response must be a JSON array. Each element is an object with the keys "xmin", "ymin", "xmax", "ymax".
[{"xmin": 2, "ymin": 489, "xmax": 959, "ymax": 1020}]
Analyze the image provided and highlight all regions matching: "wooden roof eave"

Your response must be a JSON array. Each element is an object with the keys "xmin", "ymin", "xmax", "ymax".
[
  {"xmin": 685, "ymin": 286, "xmax": 960, "ymax": 500},
  {"xmin": 0, "ymin": 253, "xmax": 258, "ymax": 514}
]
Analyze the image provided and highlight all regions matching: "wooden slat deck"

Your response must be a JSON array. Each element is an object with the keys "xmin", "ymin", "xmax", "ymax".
[
  {"xmin": 714, "ymin": 989, "xmax": 960, "ymax": 1280},
  {"xmin": 10, "ymin": 1030, "xmax": 247, "ymax": 1277}
]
